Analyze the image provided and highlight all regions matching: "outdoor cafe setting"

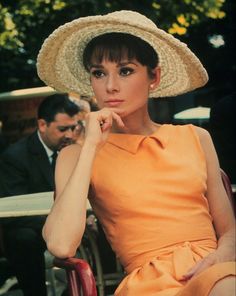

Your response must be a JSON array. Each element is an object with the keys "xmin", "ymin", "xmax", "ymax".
[
  {"xmin": 0, "ymin": 86, "xmax": 125, "ymax": 296},
  {"xmin": 0, "ymin": 1, "xmax": 235, "ymax": 296}
]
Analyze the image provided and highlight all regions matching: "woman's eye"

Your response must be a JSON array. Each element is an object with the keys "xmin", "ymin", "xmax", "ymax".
[
  {"xmin": 91, "ymin": 70, "xmax": 105, "ymax": 78},
  {"xmin": 120, "ymin": 67, "xmax": 134, "ymax": 76}
]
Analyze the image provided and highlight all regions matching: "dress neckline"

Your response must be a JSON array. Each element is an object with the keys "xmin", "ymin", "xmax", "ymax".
[{"xmin": 107, "ymin": 124, "xmax": 172, "ymax": 154}]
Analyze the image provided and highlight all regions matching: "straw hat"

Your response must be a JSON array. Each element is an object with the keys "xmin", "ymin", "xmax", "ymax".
[{"xmin": 37, "ymin": 10, "xmax": 208, "ymax": 98}]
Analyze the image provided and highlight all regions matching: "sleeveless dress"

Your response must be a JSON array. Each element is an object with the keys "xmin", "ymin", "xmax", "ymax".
[{"xmin": 89, "ymin": 124, "xmax": 235, "ymax": 296}]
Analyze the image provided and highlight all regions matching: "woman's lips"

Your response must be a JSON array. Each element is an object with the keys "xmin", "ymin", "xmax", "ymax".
[{"xmin": 104, "ymin": 100, "xmax": 124, "ymax": 107}]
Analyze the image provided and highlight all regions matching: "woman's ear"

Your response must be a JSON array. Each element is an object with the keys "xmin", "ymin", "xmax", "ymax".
[{"xmin": 149, "ymin": 67, "xmax": 161, "ymax": 91}]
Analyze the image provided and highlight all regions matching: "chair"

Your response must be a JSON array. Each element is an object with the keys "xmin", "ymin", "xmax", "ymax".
[
  {"xmin": 54, "ymin": 224, "xmax": 124, "ymax": 296},
  {"xmin": 220, "ymin": 168, "xmax": 235, "ymax": 214},
  {"xmin": 53, "ymin": 169, "xmax": 235, "ymax": 296},
  {"xmin": 54, "ymin": 257, "xmax": 97, "ymax": 296},
  {"xmin": 44, "ymin": 250, "xmax": 58, "ymax": 296}
]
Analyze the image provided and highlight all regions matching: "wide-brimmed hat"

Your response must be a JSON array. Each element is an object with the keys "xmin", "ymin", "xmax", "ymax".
[{"xmin": 37, "ymin": 10, "xmax": 208, "ymax": 98}]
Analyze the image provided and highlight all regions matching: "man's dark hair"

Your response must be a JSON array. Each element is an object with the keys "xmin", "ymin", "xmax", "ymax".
[{"xmin": 37, "ymin": 93, "xmax": 80, "ymax": 122}]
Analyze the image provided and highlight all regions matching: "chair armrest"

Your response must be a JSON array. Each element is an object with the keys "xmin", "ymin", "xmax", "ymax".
[
  {"xmin": 54, "ymin": 257, "xmax": 97, "ymax": 296},
  {"xmin": 221, "ymin": 168, "xmax": 235, "ymax": 215}
]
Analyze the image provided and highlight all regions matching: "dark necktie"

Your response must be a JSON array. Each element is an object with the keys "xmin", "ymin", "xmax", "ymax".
[{"xmin": 51, "ymin": 151, "xmax": 58, "ymax": 173}]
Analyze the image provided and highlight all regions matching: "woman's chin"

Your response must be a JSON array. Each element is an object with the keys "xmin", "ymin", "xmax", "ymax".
[{"xmin": 107, "ymin": 106, "xmax": 125, "ymax": 116}]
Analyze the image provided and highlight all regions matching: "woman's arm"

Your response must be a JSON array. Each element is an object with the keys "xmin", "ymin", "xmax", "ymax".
[
  {"xmin": 42, "ymin": 108, "xmax": 124, "ymax": 258},
  {"xmin": 183, "ymin": 126, "xmax": 235, "ymax": 279},
  {"xmin": 42, "ymin": 141, "xmax": 97, "ymax": 258}
]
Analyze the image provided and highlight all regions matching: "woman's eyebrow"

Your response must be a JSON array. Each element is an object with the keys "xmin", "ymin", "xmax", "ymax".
[
  {"xmin": 119, "ymin": 61, "xmax": 138, "ymax": 67},
  {"xmin": 89, "ymin": 61, "xmax": 138, "ymax": 69},
  {"xmin": 89, "ymin": 64, "xmax": 104, "ymax": 69}
]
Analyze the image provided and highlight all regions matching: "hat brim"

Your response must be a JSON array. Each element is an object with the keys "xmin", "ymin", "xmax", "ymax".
[{"xmin": 37, "ymin": 11, "xmax": 208, "ymax": 98}]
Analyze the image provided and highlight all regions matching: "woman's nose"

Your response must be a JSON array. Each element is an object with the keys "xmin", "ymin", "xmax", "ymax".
[{"xmin": 106, "ymin": 74, "xmax": 120, "ymax": 93}]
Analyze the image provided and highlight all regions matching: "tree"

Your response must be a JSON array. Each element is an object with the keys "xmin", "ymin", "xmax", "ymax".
[{"xmin": 0, "ymin": 0, "xmax": 231, "ymax": 93}]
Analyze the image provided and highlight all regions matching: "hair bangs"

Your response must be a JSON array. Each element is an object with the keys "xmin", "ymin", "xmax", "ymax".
[
  {"xmin": 88, "ymin": 43, "xmax": 136, "ymax": 67},
  {"xmin": 83, "ymin": 33, "xmax": 159, "ymax": 71}
]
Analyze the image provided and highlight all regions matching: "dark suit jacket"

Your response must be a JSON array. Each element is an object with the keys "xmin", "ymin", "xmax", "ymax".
[{"xmin": 0, "ymin": 131, "xmax": 54, "ymax": 228}]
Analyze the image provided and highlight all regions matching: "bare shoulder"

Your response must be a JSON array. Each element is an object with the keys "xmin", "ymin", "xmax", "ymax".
[
  {"xmin": 192, "ymin": 125, "xmax": 220, "ymax": 175},
  {"xmin": 58, "ymin": 143, "xmax": 82, "ymax": 162},
  {"xmin": 56, "ymin": 144, "xmax": 82, "ymax": 176},
  {"xmin": 55, "ymin": 144, "xmax": 83, "ymax": 196},
  {"xmin": 192, "ymin": 125, "xmax": 213, "ymax": 149},
  {"xmin": 192, "ymin": 125, "xmax": 211, "ymax": 141},
  {"xmin": 191, "ymin": 125, "xmax": 220, "ymax": 170}
]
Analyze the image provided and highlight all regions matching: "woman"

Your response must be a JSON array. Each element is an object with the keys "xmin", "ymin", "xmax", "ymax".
[{"xmin": 37, "ymin": 10, "xmax": 235, "ymax": 295}]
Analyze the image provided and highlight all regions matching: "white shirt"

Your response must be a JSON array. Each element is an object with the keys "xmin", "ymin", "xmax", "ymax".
[{"xmin": 37, "ymin": 130, "xmax": 56, "ymax": 164}]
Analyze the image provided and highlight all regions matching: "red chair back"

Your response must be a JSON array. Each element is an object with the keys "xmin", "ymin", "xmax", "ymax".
[
  {"xmin": 220, "ymin": 169, "xmax": 235, "ymax": 215},
  {"xmin": 54, "ymin": 257, "xmax": 97, "ymax": 296}
]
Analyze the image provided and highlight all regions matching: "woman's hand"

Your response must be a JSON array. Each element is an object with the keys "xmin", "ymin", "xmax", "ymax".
[
  {"xmin": 84, "ymin": 108, "xmax": 125, "ymax": 149},
  {"xmin": 182, "ymin": 228, "xmax": 235, "ymax": 280}
]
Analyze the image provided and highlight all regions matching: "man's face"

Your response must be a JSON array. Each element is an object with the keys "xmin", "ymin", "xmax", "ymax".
[{"xmin": 38, "ymin": 113, "xmax": 79, "ymax": 151}]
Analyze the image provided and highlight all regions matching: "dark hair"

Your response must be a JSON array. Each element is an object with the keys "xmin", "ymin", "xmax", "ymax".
[
  {"xmin": 37, "ymin": 93, "xmax": 80, "ymax": 122},
  {"xmin": 83, "ymin": 33, "xmax": 159, "ymax": 78}
]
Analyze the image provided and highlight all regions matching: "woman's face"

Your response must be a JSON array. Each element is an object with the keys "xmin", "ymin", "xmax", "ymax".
[{"xmin": 89, "ymin": 58, "xmax": 160, "ymax": 118}]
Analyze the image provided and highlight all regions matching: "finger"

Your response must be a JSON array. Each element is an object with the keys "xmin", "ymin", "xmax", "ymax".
[
  {"xmin": 182, "ymin": 260, "xmax": 203, "ymax": 280},
  {"xmin": 111, "ymin": 112, "xmax": 125, "ymax": 128},
  {"xmin": 101, "ymin": 120, "xmax": 112, "ymax": 132},
  {"xmin": 183, "ymin": 255, "xmax": 215, "ymax": 279},
  {"xmin": 192, "ymin": 257, "xmax": 215, "ymax": 278},
  {"xmin": 99, "ymin": 115, "xmax": 113, "ymax": 132},
  {"xmin": 97, "ymin": 110, "xmax": 112, "ymax": 128}
]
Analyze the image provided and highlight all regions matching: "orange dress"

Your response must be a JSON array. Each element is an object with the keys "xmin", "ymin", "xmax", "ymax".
[{"xmin": 89, "ymin": 124, "xmax": 235, "ymax": 296}]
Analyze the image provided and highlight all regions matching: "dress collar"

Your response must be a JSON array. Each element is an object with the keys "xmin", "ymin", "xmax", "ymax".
[{"xmin": 107, "ymin": 124, "xmax": 172, "ymax": 154}]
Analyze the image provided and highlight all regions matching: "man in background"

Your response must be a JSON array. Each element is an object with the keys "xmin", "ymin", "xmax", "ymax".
[{"xmin": 0, "ymin": 93, "xmax": 80, "ymax": 296}]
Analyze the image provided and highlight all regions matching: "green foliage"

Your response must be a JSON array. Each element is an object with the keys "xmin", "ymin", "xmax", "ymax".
[
  {"xmin": 0, "ymin": 0, "xmax": 226, "ymax": 50},
  {"xmin": 0, "ymin": 0, "xmax": 229, "ymax": 92},
  {"xmin": 0, "ymin": 5, "xmax": 23, "ymax": 50}
]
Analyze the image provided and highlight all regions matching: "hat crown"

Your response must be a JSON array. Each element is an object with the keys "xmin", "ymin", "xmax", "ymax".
[{"xmin": 106, "ymin": 10, "xmax": 157, "ymax": 30}]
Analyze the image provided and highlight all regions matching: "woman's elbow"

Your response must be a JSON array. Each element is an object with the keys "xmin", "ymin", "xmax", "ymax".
[
  {"xmin": 46, "ymin": 240, "xmax": 79, "ymax": 258},
  {"xmin": 42, "ymin": 227, "xmax": 81, "ymax": 258}
]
